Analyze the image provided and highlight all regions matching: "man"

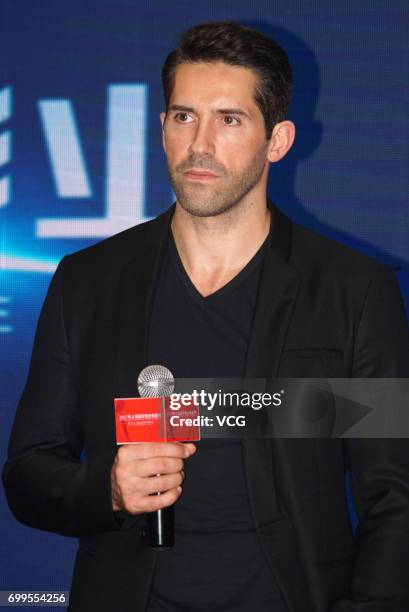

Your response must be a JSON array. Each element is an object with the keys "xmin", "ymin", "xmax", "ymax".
[{"xmin": 3, "ymin": 21, "xmax": 409, "ymax": 612}]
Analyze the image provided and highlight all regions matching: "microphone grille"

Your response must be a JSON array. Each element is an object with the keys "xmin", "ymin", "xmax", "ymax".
[{"xmin": 137, "ymin": 365, "xmax": 175, "ymax": 398}]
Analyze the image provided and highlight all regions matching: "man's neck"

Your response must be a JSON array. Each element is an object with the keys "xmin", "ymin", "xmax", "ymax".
[{"xmin": 171, "ymin": 196, "xmax": 271, "ymax": 297}]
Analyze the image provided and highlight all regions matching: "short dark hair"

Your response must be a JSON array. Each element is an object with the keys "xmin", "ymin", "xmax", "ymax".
[{"xmin": 162, "ymin": 21, "xmax": 292, "ymax": 139}]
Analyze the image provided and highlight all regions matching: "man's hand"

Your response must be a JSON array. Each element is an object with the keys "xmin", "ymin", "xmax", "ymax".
[{"xmin": 111, "ymin": 442, "xmax": 196, "ymax": 514}]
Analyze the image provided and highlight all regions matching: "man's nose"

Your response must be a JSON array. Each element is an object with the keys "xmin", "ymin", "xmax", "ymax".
[{"xmin": 189, "ymin": 118, "xmax": 215, "ymax": 157}]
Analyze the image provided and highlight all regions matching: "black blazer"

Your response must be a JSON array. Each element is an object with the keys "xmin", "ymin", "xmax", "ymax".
[{"xmin": 3, "ymin": 205, "xmax": 409, "ymax": 612}]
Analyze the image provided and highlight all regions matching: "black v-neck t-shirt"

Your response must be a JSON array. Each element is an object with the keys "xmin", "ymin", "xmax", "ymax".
[{"xmin": 146, "ymin": 230, "xmax": 287, "ymax": 612}]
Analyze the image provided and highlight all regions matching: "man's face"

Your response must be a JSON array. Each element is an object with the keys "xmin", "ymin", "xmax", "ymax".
[{"xmin": 160, "ymin": 62, "xmax": 271, "ymax": 218}]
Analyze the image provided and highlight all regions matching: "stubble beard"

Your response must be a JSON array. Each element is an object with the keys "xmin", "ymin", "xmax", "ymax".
[{"xmin": 168, "ymin": 144, "xmax": 269, "ymax": 218}]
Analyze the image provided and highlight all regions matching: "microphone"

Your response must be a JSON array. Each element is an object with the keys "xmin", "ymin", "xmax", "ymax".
[
  {"xmin": 137, "ymin": 364, "xmax": 175, "ymax": 398},
  {"xmin": 137, "ymin": 365, "xmax": 175, "ymax": 551}
]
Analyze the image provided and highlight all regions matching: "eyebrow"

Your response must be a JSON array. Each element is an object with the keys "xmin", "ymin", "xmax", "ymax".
[{"xmin": 167, "ymin": 104, "xmax": 250, "ymax": 119}]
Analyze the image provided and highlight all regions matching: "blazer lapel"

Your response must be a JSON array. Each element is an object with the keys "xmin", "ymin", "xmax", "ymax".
[
  {"xmin": 242, "ymin": 207, "xmax": 314, "ymax": 611},
  {"xmin": 116, "ymin": 207, "xmax": 174, "ymax": 397},
  {"xmin": 244, "ymin": 207, "xmax": 300, "ymax": 382},
  {"xmin": 243, "ymin": 204, "xmax": 301, "ymax": 526}
]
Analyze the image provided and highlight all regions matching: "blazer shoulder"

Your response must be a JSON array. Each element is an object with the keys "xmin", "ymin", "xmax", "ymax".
[
  {"xmin": 58, "ymin": 208, "xmax": 171, "ymax": 282},
  {"xmin": 290, "ymin": 221, "xmax": 393, "ymax": 284}
]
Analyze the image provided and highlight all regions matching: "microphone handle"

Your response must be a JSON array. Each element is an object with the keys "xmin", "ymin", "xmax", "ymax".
[{"xmin": 147, "ymin": 505, "xmax": 174, "ymax": 550}]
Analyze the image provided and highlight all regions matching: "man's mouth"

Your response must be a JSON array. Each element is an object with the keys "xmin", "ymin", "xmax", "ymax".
[{"xmin": 184, "ymin": 169, "xmax": 219, "ymax": 180}]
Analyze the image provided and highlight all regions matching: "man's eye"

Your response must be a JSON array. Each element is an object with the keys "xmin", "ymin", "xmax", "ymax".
[
  {"xmin": 175, "ymin": 112, "xmax": 193, "ymax": 123},
  {"xmin": 223, "ymin": 116, "xmax": 240, "ymax": 126}
]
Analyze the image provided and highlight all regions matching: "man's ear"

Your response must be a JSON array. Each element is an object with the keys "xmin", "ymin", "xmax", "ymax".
[
  {"xmin": 267, "ymin": 120, "xmax": 295, "ymax": 163},
  {"xmin": 160, "ymin": 112, "xmax": 167, "ymax": 152}
]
